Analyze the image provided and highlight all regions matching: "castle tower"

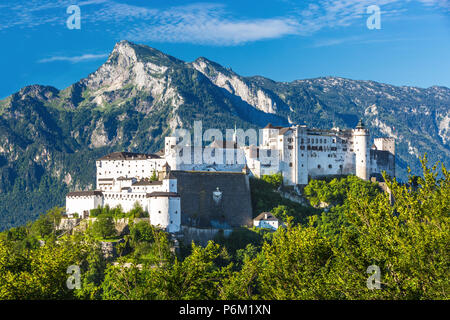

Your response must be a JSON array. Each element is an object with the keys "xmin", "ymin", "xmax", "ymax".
[
  {"xmin": 353, "ymin": 119, "xmax": 369, "ymax": 180},
  {"xmin": 165, "ymin": 137, "xmax": 177, "ymax": 156},
  {"xmin": 295, "ymin": 125, "xmax": 309, "ymax": 185},
  {"xmin": 147, "ymin": 192, "xmax": 181, "ymax": 233},
  {"xmin": 162, "ymin": 163, "xmax": 177, "ymax": 193}
]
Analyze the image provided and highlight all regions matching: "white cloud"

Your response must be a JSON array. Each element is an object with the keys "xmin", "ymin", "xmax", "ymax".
[
  {"xmin": 38, "ymin": 53, "xmax": 108, "ymax": 63},
  {"xmin": 126, "ymin": 16, "xmax": 299, "ymax": 45},
  {"xmin": 1, "ymin": 0, "xmax": 448, "ymax": 45}
]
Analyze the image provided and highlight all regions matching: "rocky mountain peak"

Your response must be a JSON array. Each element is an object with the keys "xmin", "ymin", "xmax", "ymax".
[
  {"xmin": 79, "ymin": 41, "xmax": 173, "ymax": 100},
  {"xmin": 14, "ymin": 85, "xmax": 59, "ymax": 102}
]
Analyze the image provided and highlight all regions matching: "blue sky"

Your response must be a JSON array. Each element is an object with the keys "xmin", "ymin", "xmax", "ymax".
[{"xmin": 0, "ymin": 0, "xmax": 449, "ymax": 99}]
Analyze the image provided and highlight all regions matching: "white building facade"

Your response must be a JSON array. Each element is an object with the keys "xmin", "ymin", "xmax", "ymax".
[
  {"xmin": 66, "ymin": 119, "xmax": 395, "ymax": 229},
  {"xmin": 162, "ymin": 120, "xmax": 394, "ymax": 186},
  {"xmin": 243, "ymin": 120, "xmax": 395, "ymax": 185},
  {"xmin": 66, "ymin": 156, "xmax": 181, "ymax": 233}
]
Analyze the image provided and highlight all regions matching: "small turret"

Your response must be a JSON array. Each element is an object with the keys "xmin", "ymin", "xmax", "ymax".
[
  {"xmin": 356, "ymin": 118, "xmax": 365, "ymax": 129},
  {"xmin": 353, "ymin": 118, "xmax": 369, "ymax": 180},
  {"xmin": 162, "ymin": 162, "xmax": 171, "ymax": 177}
]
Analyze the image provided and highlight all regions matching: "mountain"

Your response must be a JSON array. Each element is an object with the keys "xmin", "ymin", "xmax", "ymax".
[{"xmin": 0, "ymin": 40, "xmax": 448, "ymax": 230}]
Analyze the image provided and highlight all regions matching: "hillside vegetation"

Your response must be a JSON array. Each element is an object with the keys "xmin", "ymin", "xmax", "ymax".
[{"xmin": 1, "ymin": 157, "xmax": 448, "ymax": 300}]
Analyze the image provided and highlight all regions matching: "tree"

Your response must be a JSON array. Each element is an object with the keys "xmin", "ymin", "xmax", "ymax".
[
  {"xmin": 150, "ymin": 170, "xmax": 158, "ymax": 182},
  {"xmin": 46, "ymin": 207, "xmax": 63, "ymax": 230},
  {"xmin": 129, "ymin": 221, "xmax": 155, "ymax": 244},
  {"xmin": 30, "ymin": 214, "xmax": 53, "ymax": 239},
  {"xmin": 262, "ymin": 173, "xmax": 283, "ymax": 189},
  {"xmin": 128, "ymin": 202, "xmax": 147, "ymax": 218},
  {"xmin": 0, "ymin": 236, "xmax": 88, "ymax": 299},
  {"xmin": 330, "ymin": 156, "xmax": 450, "ymax": 299},
  {"xmin": 91, "ymin": 215, "xmax": 117, "ymax": 239}
]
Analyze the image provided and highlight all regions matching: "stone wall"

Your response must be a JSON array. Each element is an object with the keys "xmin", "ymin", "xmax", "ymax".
[
  {"xmin": 57, "ymin": 218, "xmax": 81, "ymax": 231},
  {"xmin": 180, "ymin": 225, "xmax": 233, "ymax": 247},
  {"xmin": 171, "ymin": 171, "xmax": 253, "ymax": 228}
]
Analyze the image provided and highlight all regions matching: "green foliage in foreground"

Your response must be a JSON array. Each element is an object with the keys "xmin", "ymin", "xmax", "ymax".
[
  {"xmin": 250, "ymin": 174, "xmax": 320, "ymax": 224},
  {"xmin": 89, "ymin": 202, "xmax": 149, "ymax": 219},
  {"xmin": 0, "ymin": 156, "xmax": 448, "ymax": 300}
]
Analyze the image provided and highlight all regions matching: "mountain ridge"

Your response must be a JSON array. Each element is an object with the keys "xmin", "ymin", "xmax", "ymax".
[{"xmin": 0, "ymin": 40, "xmax": 448, "ymax": 230}]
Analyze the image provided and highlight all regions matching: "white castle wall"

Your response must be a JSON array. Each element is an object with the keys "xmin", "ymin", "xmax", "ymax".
[
  {"xmin": 66, "ymin": 121, "xmax": 394, "ymax": 233},
  {"xmin": 353, "ymin": 127, "xmax": 369, "ymax": 180},
  {"xmin": 66, "ymin": 194, "xmax": 103, "ymax": 218},
  {"xmin": 149, "ymin": 195, "xmax": 180, "ymax": 233},
  {"xmin": 96, "ymin": 158, "xmax": 166, "ymax": 186},
  {"xmin": 242, "ymin": 123, "xmax": 393, "ymax": 185}
]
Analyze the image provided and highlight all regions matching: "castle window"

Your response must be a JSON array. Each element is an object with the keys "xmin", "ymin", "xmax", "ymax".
[
  {"xmin": 329, "ymin": 164, "xmax": 332, "ymax": 169},
  {"xmin": 318, "ymin": 165, "xmax": 321, "ymax": 169},
  {"xmin": 288, "ymin": 146, "xmax": 293, "ymax": 150},
  {"xmin": 340, "ymin": 165, "xmax": 343, "ymax": 169},
  {"xmin": 289, "ymin": 162, "xmax": 293, "ymax": 167}
]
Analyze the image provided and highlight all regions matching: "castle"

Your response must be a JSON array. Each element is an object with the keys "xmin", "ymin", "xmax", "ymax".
[
  {"xmin": 246, "ymin": 119, "xmax": 395, "ymax": 185},
  {"xmin": 162, "ymin": 119, "xmax": 395, "ymax": 185},
  {"xmin": 65, "ymin": 120, "xmax": 395, "ymax": 233}
]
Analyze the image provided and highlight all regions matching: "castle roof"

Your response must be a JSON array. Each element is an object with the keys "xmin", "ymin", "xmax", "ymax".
[
  {"xmin": 356, "ymin": 119, "xmax": 365, "ymax": 129},
  {"xmin": 263, "ymin": 123, "xmax": 284, "ymax": 130},
  {"xmin": 117, "ymin": 176, "xmax": 134, "ymax": 181},
  {"xmin": 208, "ymin": 140, "xmax": 237, "ymax": 149},
  {"xmin": 146, "ymin": 192, "xmax": 180, "ymax": 198},
  {"xmin": 97, "ymin": 152, "xmax": 161, "ymax": 161},
  {"xmin": 164, "ymin": 172, "xmax": 177, "ymax": 180},
  {"xmin": 278, "ymin": 127, "xmax": 292, "ymax": 135},
  {"xmin": 67, "ymin": 190, "xmax": 103, "ymax": 197},
  {"xmin": 254, "ymin": 212, "xmax": 279, "ymax": 221},
  {"xmin": 133, "ymin": 180, "xmax": 163, "ymax": 186}
]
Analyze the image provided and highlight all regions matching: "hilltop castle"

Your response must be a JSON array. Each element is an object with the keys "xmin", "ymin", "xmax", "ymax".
[
  {"xmin": 163, "ymin": 119, "xmax": 395, "ymax": 185},
  {"xmin": 65, "ymin": 120, "xmax": 395, "ymax": 233}
]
